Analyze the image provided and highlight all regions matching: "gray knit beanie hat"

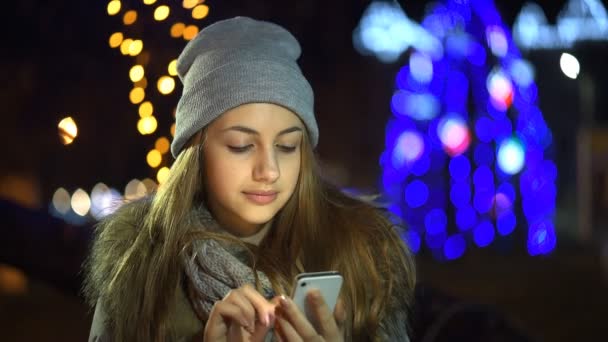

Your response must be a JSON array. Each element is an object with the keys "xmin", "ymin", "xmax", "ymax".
[{"xmin": 171, "ymin": 16, "xmax": 318, "ymax": 157}]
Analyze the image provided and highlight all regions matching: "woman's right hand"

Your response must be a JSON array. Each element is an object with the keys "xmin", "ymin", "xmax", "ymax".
[{"xmin": 203, "ymin": 284, "xmax": 279, "ymax": 342}]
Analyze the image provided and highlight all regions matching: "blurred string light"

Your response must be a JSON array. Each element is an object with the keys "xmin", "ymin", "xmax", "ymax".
[
  {"xmin": 353, "ymin": 1, "xmax": 443, "ymax": 63},
  {"xmin": 379, "ymin": 0, "xmax": 557, "ymax": 260},
  {"xmin": 48, "ymin": 1, "xmax": 214, "ymax": 224},
  {"xmin": 513, "ymin": 0, "xmax": 608, "ymax": 50},
  {"xmin": 560, "ymin": 52, "xmax": 580, "ymax": 79},
  {"xmin": 58, "ymin": 116, "xmax": 78, "ymax": 145}
]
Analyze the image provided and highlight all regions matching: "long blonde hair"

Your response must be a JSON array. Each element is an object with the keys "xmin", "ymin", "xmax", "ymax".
[{"xmin": 84, "ymin": 129, "xmax": 416, "ymax": 341}]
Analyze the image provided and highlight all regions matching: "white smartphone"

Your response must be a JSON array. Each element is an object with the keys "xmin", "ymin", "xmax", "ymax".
[{"xmin": 290, "ymin": 271, "xmax": 343, "ymax": 322}]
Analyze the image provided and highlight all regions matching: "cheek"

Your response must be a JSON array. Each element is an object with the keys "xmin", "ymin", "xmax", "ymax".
[{"xmin": 204, "ymin": 151, "xmax": 245, "ymax": 193}]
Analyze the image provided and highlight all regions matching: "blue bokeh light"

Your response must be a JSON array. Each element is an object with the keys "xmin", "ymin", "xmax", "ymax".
[
  {"xmin": 379, "ymin": 0, "xmax": 557, "ymax": 260},
  {"xmin": 425, "ymin": 208, "xmax": 448, "ymax": 235},
  {"xmin": 444, "ymin": 234, "xmax": 467, "ymax": 260},
  {"xmin": 497, "ymin": 210, "xmax": 517, "ymax": 235},
  {"xmin": 473, "ymin": 220, "xmax": 495, "ymax": 247},
  {"xmin": 456, "ymin": 205, "xmax": 477, "ymax": 231},
  {"xmin": 405, "ymin": 180, "xmax": 429, "ymax": 208},
  {"xmin": 450, "ymin": 182, "xmax": 472, "ymax": 208},
  {"xmin": 449, "ymin": 155, "xmax": 471, "ymax": 181}
]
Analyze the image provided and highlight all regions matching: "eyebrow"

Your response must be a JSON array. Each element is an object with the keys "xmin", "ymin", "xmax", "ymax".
[{"xmin": 222, "ymin": 125, "xmax": 303, "ymax": 136}]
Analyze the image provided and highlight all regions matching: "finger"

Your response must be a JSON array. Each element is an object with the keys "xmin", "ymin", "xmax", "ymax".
[
  {"xmin": 240, "ymin": 284, "xmax": 278, "ymax": 327},
  {"xmin": 279, "ymin": 295, "xmax": 318, "ymax": 341},
  {"xmin": 306, "ymin": 290, "xmax": 340, "ymax": 339},
  {"xmin": 334, "ymin": 298, "xmax": 346, "ymax": 329},
  {"xmin": 276, "ymin": 315, "xmax": 304, "ymax": 342},
  {"xmin": 249, "ymin": 318, "xmax": 275, "ymax": 341},
  {"xmin": 334, "ymin": 298, "xmax": 346, "ymax": 336},
  {"xmin": 223, "ymin": 289, "xmax": 257, "ymax": 328},
  {"xmin": 205, "ymin": 301, "xmax": 253, "ymax": 339}
]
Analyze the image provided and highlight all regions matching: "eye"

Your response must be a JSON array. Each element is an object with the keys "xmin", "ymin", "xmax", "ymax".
[
  {"xmin": 277, "ymin": 144, "xmax": 297, "ymax": 153},
  {"xmin": 227, "ymin": 145, "xmax": 253, "ymax": 153}
]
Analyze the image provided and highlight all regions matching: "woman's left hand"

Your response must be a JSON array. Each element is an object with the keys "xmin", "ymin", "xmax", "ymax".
[{"xmin": 273, "ymin": 290, "xmax": 345, "ymax": 341}]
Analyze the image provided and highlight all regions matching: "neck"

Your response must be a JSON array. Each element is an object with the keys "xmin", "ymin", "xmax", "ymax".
[{"xmin": 235, "ymin": 221, "xmax": 272, "ymax": 246}]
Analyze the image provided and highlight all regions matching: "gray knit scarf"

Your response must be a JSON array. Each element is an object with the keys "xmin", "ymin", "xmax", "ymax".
[{"xmin": 180, "ymin": 206, "xmax": 276, "ymax": 323}]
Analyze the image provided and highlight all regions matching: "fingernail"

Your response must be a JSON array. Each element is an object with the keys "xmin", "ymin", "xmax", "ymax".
[{"xmin": 280, "ymin": 295, "xmax": 290, "ymax": 307}]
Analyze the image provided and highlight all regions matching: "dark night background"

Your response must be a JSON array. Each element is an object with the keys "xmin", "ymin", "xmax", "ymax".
[{"xmin": 1, "ymin": 0, "xmax": 608, "ymax": 341}]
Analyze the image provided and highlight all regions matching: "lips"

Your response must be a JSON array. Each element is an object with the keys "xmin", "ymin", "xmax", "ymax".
[{"xmin": 243, "ymin": 191, "xmax": 278, "ymax": 205}]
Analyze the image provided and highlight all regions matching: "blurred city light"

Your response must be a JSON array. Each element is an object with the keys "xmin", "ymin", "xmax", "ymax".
[
  {"xmin": 71, "ymin": 189, "xmax": 91, "ymax": 217},
  {"xmin": 157, "ymin": 75, "xmax": 176, "ymax": 94},
  {"xmin": 168, "ymin": 59, "xmax": 178, "ymax": 76},
  {"xmin": 125, "ymin": 179, "xmax": 147, "ymax": 201},
  {"xmin": 155, "ymin": 137, "xmax": 170, "ymax": 154},
  {"xmin": 137, "ymin": 116, "xmax": 158, "ymax": 135},
  {"xmin": 513, "ymin": 0, "xmax": 608, "ymax": 50},
  {"xmin": 129, "ymin": 65, "xmax": 145, "ymax": 82},
  {"xmin": 108, "ymin": 32, "xmax": 124, "ymax": 48},
  {"xmin": 192, "ymin": 4, "xmax": 209, "ymax": 20},
  {"xmin": 171, "ymin": 23, "xmax": 186, "ymax": 38},
  {"xmin": 560, "ymin": 52, "xmax": 580, "ymax": 79},
  {"xmin": 120, "ymin": 38, "xmax": 133, "ymax": 55},
  {"xmin": 123, "ymin": 10, "xmax": 137, "ymax": 25},
  {"xmin": 58, "ymin": 116, "xmax": 78, "ymax": 145},
  {"xmin": 154, "ymin": 5, "xmax": 170, "ymax": 21},
  {"xmin": 128, "ymin": 39, "xmax": 143, "ymax": 56},
  {"xmin": 143, "ymin": 0, "xmax": 157, "ymax": 5},
  {"xmin": 380, "ymin": 0, "xmax": 557, "ymax": 260},
  {"xmin": 107, "ymin": 0, "xmax": 121, "ymax": 16},
  {"xmin": 353, "ymin": 1, "xmax": 443, "ymax": 63},
  {"xmin": 157, "ymin": 167, "xmax": 170, "ymax": 184},
  {"xmin": 129, "ymin": 87, "xmax": 145, "ymax": 104},
  {"xmin": 90, "ymin": 183, "xmax": 122, "ymax": 219},
  {"xmin": 52, "ymin": 188, "xmax": 71, "ymax": 214},
  {"xmin": 183, "ymin": 25, "xmax": 199, "ymax": 40},
  {"xmin": 182, "ymin": 0, "xmax": 199, "ymax": 9},
  {"xmin": 497, "ymin": 137, "xmax": 526, "ymax": 175},
  {"xmin": 146, "ymin": 149, "xmax": 162, "ymax": 168},
  {"xmin": 138, "ymin": 101, "xmax": 153, "ymax": 117}
]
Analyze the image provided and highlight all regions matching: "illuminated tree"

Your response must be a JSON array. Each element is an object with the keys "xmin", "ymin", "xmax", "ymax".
[{"xmin": 380, "ymin": 0, "xmax": 557, "ymax": 259}]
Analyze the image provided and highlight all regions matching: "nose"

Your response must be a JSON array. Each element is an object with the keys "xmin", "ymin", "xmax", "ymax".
[{"xmin": 252, "ymin": 148, "xmax": 280, "ymax": 183}]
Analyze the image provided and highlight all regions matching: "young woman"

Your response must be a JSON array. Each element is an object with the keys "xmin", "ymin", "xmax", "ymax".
[{"xmin": 84, "ymin": 17, "xmax": 415, "ymax": 341}]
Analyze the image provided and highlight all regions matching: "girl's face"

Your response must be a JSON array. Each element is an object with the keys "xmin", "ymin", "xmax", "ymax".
[{"xmin": 202, "ymin": 103, "xmax": 304, "ymax": 237}]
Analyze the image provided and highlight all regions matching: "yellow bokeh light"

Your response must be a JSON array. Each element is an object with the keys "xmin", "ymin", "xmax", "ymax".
[
  {"xmin": 71, "ymin": 188, "xmax": 91, "ymax": 216},
  {"xmin": 135, "ymin": 77, "xmax": 148, "ymax": 88},
  {"xmin": 155, "ymin": 137, "xmax": 170, "ymax": 154},
  {"xmin": 138, "ymin": 101, "xmax": 153, "ymax": 117},
  {"xmin": 154, "ymin": 5, "xmax": 170, "ymax": 21},
  {"xmin": 125, "ymin": 179, "xmax": 147, "ymax": 200},
  {"xmin": 157, "ymin": 167, "xmax": 170, "ymax": 184},
  {"xmin": 141, "ymin": 178, "xmax": 158, "ymax": 194},
  {"xmin": 170, "ymin": 123, "xmax": 176, "ymax": 136},
  {"xmin": 157, "ymin": 76, "xmax": 175, "ymax": 95},
  {"xmin": 128, "ymin": 39, "xmax": 143, "ymax": 56},
  {"xmin": 147, "ymin": 149, "xmax": 162, "ymax": 168},
  {"xmin": 120, "ymin": 38, "xmax": 133, "ymax": 55},
  {"xmin": 183, "ymin": 25, "xmax": 199, "ymax": 40},
  {"xmin": 137, "ymin": 116, "xmax": 158, "ymax": 135},
  {"xmin": 182, "ymin": 0, "xmax": 200, "ymax": 9},
  {"xmin": 129, "ymin": 87, "xmax": 145, "ymax": 104},
  {"xmin": 143, "ymin": 0, "xmax": 157, "ymax": 4},
  {"xmin": 58, "ymin": 116, "xmax": 78, "ymax": 145},
  {"xmin": 170, "ymin": 22, "xmax": 185, "ymax": 38},
  {"xmin": 168, "ymin": 59, "xmax": 178, "ymax": 76},
  {"xmin": 107, "ymin": 0, "xmax": 121, "ymax": 16},
  {"xmin": 108, "ymin": 32, "xmax": 124, "ymax": 48},
  {"xmin": 129, "ymin": 65, "xmax": 145, "ymax": 83},
  {"xmin": 192, "ymin": 4, "xmax": 209, "ymax": 19},
  {"xmin": 123, "ymin": 10, "xmax": 137, "ymax": 25}
]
